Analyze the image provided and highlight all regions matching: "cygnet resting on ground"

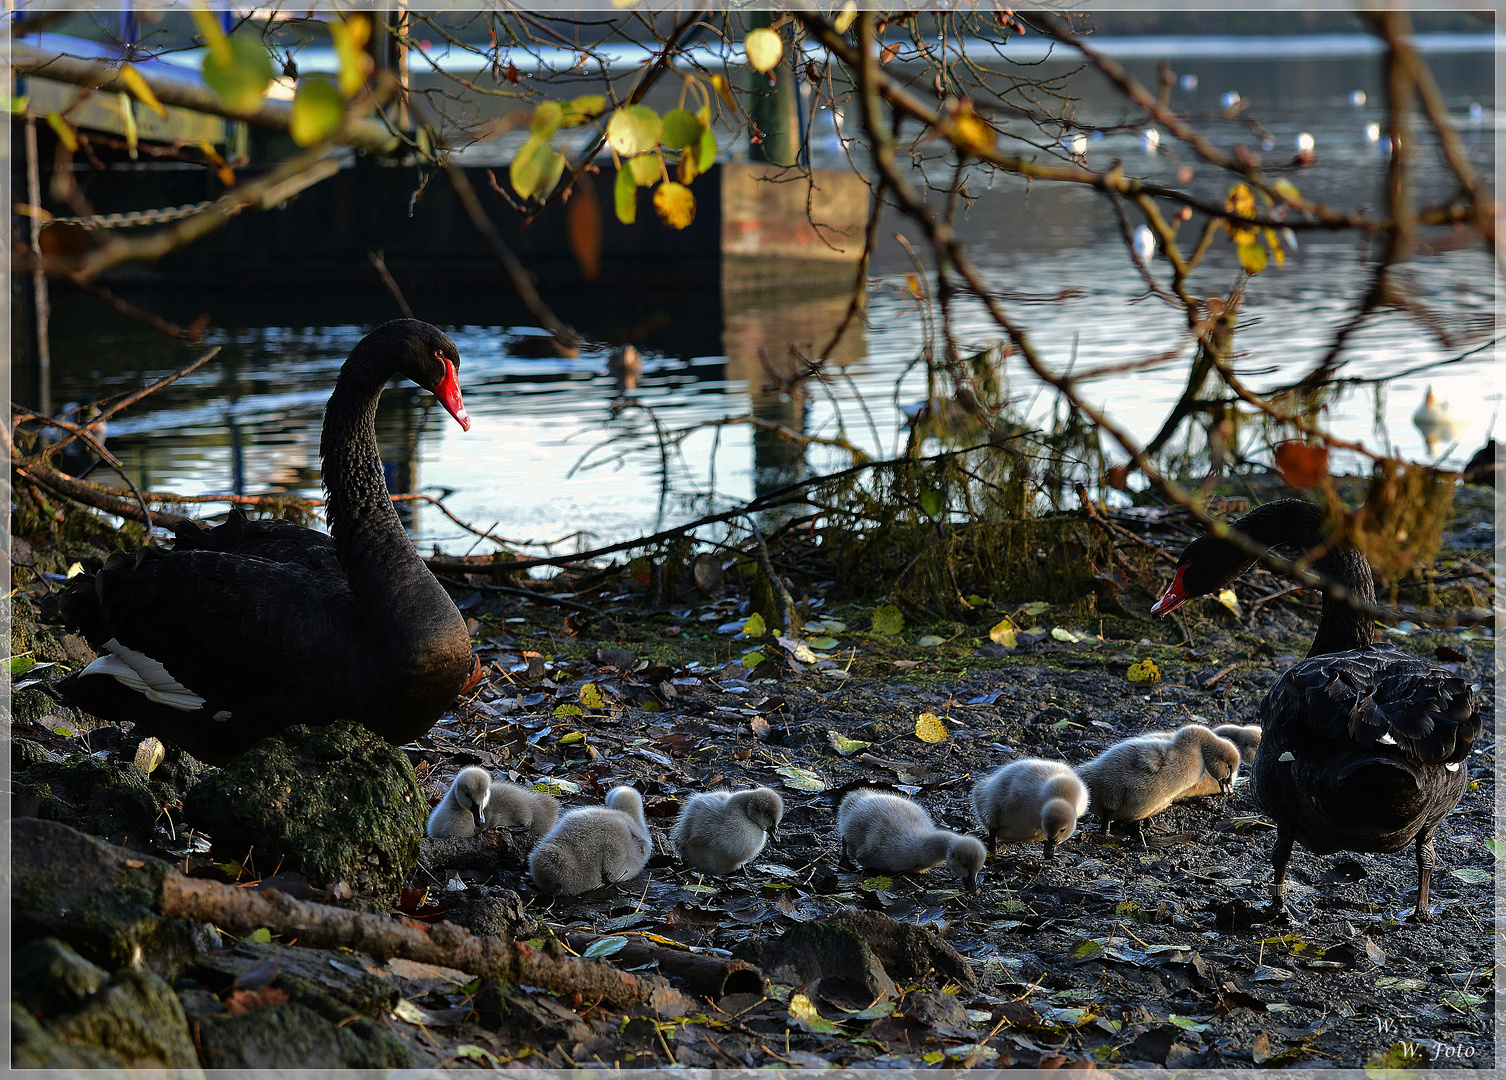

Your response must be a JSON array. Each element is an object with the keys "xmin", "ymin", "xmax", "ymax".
[
  {"xmin": 529, "ymin": 786, "xmax": 652, "ymax": 896},
  {"xmin": 487, "ymin": 779, "xmax": 561, "ymax": 841},
  {"xmin": 1077, "ymin": 727, "xmax": 1241, "ymax": 841},
  {"xmin": 672, "ymin": 787, "xmax": 783, "ymax": 875},
  {"xmin": 427, "ymin": 766, "xmax": 492, "ymax": 838},
  {"xmin": 971, "ymin": 758, "xmax": 1088, "ymax": 859},
  {"xmin": 837, "ymin": 789, "xmax": 985, "ymax": 893}
]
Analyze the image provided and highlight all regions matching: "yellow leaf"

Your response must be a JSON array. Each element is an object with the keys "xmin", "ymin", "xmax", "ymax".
[
  {"xmin": 1237, "ymin": 241, "xmax": 1269, "ymax": 274},
  {"xmin": 578, "ymin": 683, "xmax": 606, "ymax": 709},
  {"xmin": 742, "ymin": 612, "xmax": 767, "ymax": 638},
  {"xmin": 1127, "ymin": 659, "xmax": 1161, "ymax": 684},
  {"xmin": 558, "ymin": 730, "xmax": 585, "ymax": 745},
  {"xmin": 988, "ymin": 618, "xmax": 1017, "ymax": 647},
  {"xmin": 1274, "ymin": 179, "xmax": 1301, "ymax": 204},
  {"xmin": 828, "ymin": 730, "xmax": 870, "ymax": 756},
  {"xmin": 653, "ymin": 181, "xmax": 696, "ymax": 229},
  {"xmin": 834, "ymin": 0, "xmax": 859, "ymax": 34},
  {"xmin": 1264, "ymin": 228, "xmax": 1285, "ymax": 267},
  {"xmin": 745, "ymin": 27, "xmax": 784, "ymax": 73},
  {"xmin": 1215, "ymin": 588, "xmax": 1242, "ymax": 616},
  {"xmin": 710, "ymin": 73, "xmax": 737, "ymax": 112},
  {"xmin": 951, "ymin": 110, "xmax": 995, "ymax": 156},
  {"xmin": 118, "ymin": 63, "xmax": 166, "ymax": 119},
  {"xmin": 45, "ymin": 111, "xmax": 78, "ymax": 153},
  {"xmin": 915, "ymin": 712, "xmax": 948, "ymax": 743},
  {"xmin": 133, "ymin": 736, "xmax": 165, "ymax": 774}
]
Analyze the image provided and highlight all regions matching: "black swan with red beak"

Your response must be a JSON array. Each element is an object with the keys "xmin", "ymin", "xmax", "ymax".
[
  {"xmin": 1152, "ymin": 499, "xmax": 1478, "ymax": 921},
  {"xmin": 57, "ymin": 320, "xmax": 478, "ymax": 765}
]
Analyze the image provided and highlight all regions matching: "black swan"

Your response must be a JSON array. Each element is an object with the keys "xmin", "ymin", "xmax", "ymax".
[
  {"xmin": 1151, "ymin": 498, "xmax": 1479, "ymax": 920},
  {"xmin": 57, "ymin": 319, "xmax": 477, "ymax": 765}
]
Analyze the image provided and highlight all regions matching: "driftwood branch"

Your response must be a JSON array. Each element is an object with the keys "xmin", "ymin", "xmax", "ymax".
[
  {"xmin": 15, "ymin": 819, "xmax": 692, "ymax": 1015},
  {"xmin": 561, "ymin": 932, "xmax": 766, "ymax": 1001},
  {"xmin": 417, "ymin": 829, "xmax": 531, "ymax": 874}
]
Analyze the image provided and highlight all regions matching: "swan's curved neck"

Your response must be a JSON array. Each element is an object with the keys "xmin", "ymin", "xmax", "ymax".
[
  {"xmin": 319, "ymin": 358, "xmax": 445, "ymax": 633},
  {"xmin": 1233, "ymin": 500, "xmax": 1375, "ymax": 657}
]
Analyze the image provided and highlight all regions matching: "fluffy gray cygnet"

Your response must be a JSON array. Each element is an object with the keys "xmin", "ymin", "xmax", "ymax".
[
  {"xmin": 1077, "ymin": 726, "xmax": 1242, "ymax": 839},
  {"xmin": 529, "ymin": 786, "xmax": 652, "ymax": 896},
  {"xmin": 971, "ymin": 758, "xmax": 1088, "ymax": 859},
  {"xmin": 426, "ymin": 766, "xmax": 492, "ymax": 838},
  {"xmin": 672, "ymin": 787, "xmax": 783, "ymax": 875},
  {"xmin": 486, "ymin": 779, "xmax": 561, "ymax": 840},
  {"xmin": 836, "ymin": 789, "xmax": 985, "ymax": 893}
]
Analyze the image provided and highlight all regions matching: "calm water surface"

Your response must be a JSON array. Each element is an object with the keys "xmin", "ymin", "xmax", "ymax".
[{"xmin": 37, "ymin": 40, "xmax": 1498, "ymax": 553}]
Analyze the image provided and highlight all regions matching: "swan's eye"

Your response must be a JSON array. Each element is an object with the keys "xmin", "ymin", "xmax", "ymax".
[{"xmin": 434, "ymin": 350, "xmax": 445, "ymax": 362}]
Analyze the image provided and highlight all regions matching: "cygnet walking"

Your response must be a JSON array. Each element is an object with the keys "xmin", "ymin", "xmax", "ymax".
[
  {"xmin": 971, "ymin": 758, "xmax": 1088, "ymax": 859},
  {"xmin": 837, "ymin": 789, "xmax": 985, "ymax": 893},
  {"xmin": 1077, "ymin": 726, "xmax": 1241, "ymax": 842},
  {"xmin": 673, "ymin": 787, "xmax": 783, "ymax": 875}
]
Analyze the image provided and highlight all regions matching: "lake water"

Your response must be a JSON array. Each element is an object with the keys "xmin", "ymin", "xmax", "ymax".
[{"xmin": 33, "ymin": 37, "xmax": 1497, "ymax": 556}]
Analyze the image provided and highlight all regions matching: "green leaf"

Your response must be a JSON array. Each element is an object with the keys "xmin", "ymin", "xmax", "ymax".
[
  {"xmin": 566, "ymin": 94, "xmax": 607, "ymax": 124},
  {"xmin": 606, "ymin": 104, "xmax": 662, "ymax": 156},
  {"xmin": 742, "ymin": 612, "xmax": 767, "ymax": 638},
  {"xmin": 988, "ymin": 618, "xmax": 1017, "ymax": 648},
  {"xmin": 919, "ymin": 490, "xmax": 945, "ymax": 518},
  {"xmin": 510, "ymin": 132, "xmax": 557, "ymax": 200},
  {"xmin": 696, "ymin": 125, "xmax": 718, "ymax": 173},
  {"xmin": 614, "ymin": 165, "xmax": 637, "ymax": 225},
  {"xmin": 827, "ymin": 730, "xmax": 870, "ymax": 756},
  {"xmin": 775, "ymin": 765, "xmax": 826, "ymax": 792},
  {"xmin": 1237, "ymin": 240, "xmax": 1269, "ymax": 274},
  {"xmin": 553, "ymin": 703, "xmax": 584, "ymax": 718},
  {"xmin": 577, "ymin": 683, "xmax": 606, "ymax": 709},
  {"xmin": 808, "ymin": 636, "xmax": 839, "ymax": 650},
  {"xmin": 1051, "ymin": 627, "xmax": 1079, "ymax": 643},
  {"xmin": 7, "ymin": 656, "xmax": 36, "ymax": 677},
  {"xmin": 531, "ymin": 101, "xmax": 564, "ymax": 136},
  {"xmin": 583, "ymin": 935, "xmax": 628, "ymax": 958},
  {"xmin": 202, "ymin": 33, "xmax": 273, "ymax": 113},
  {"xmin": 627, "ymin": 153, "xmax": 660, "ymax": 187},
  {"xmin": 871, "ymin": 604, "xmax": 904, "ymax": 636},
  {"xmin": 861, "ymin": 876, "xmax": 893, "ymax": 891},
  {"xmin": 455, "ymin": 1045, "xmax": 504, "ymax": 1066},
  {"xmin": 1168, "ymin": 1014, "xmax": 1210, "ymax": 1032},
  {"xmin": 739, "ymin": 651, "xmax": 764, "ymax": 669},
  {"xmin": 532, "ymin": 777, "xmax": 581, "ymax": 796},
  {"xmin": 1441, "ymin": 989, "xmax": 1485, "ymax": 1012},
  {"xmin": 789, "ymin": 992, "xmax": 841, "ymax": 1034},
  {"xmin": 1017, "ymin": 601, "xmax": 1050, "ymax": 618},
  {"xmin": 289, "ymin": 79, "xmax": 343, "ymax": 147},
  {"xmin": 916, "ymin": 634, "xmax": 945, "ymax": 647},
  {"xmin": 247, "ymin": 928, "xmax": 272, "ymax": 943},
  {"xmin": 660, "ymin": 108, "xmax": 702, "ymax": 151},
  {"xmin": 558, "ymin": 731, "xmax": 585, "ymax": 745},
  {"xmin": 1071, "ymin": 939, "xmax": 1104, "ymax": 959},
  {"xmin": 1451, "ymin": 867, "xmax": 1491, "ymax": 884}
]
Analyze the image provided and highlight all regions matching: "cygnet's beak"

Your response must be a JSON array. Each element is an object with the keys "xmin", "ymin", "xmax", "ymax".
[
  {"xmin": 472, "ymin": 805, "xmax": 486, "ymax": 828},
  {"xmin": 1219, "ymin": 775, "xmax": 1233, "ymax": 795},
  {"xmin": 1043, "ymin": 839, "xmax": 1057, "ymax": 860},
  {"xmin": 963, "ymin": 871, "xmax": 980, "ymax": 895}
]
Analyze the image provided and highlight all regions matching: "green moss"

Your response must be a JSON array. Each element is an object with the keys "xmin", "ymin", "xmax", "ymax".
[
  {"xmin": 11, "ymin": 1002, "xmax": 122, "ymax": 1068},
  {"xmin": 182, "ymin": 721, "xmax": 426, "ymax": 900},
  {"xmin": 45, "ymin": 969, "xmax": 198, "ymax": 1068},
  {"xmin": 196, "ymin": 1001, "xmax": 410, "ymax": 1068},
  {"xmin": 12, "ymin": 938, "xmax": 108, "ymax": 1016},
  {"xmin": 16, "ymin": 756, "xmax": 160, "ymax": 843}
]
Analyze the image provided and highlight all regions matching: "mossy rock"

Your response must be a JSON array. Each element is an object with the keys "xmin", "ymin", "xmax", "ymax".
[
  {"xmin": 12, "ymin": 938, "xmax": 109, "ymax": 1017},
  {"xmin": 39, "ymin": 969, "xmax": 198, "ymax": 1068},
  {"xmin": 12, "ymin": 818, "xmax": 213, "ymax": 983},
  {"xmin": 13, "ymin": 754, "xmax": 160, "ymax": 844},
  {"xmin": 732, "ymin": 920, "xmax": 896, "ymax": 1004},
  {"xmin": 11, "ymin": 1002, "xmax": 120, "ymax": 1069},
  {"xmin": 196, "ymin": 1000, "xmax": 409, "ymax": 1068},
  {"xmin": 182, "ymin": 722, "xmax": 426, "ymax": 899},
  {"xmin": 8, "ymin": 589, "xmax": 70, "ymax": 665}
]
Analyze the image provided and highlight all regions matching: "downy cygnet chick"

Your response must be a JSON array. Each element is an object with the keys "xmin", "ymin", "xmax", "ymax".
[
  {"xmin": 971, "ymin": 758, "xmax": 1088, "ymax": 859},
  {"xmin": 1145, "ymin": 724, "xmax": 1259, "ymax": 801},
  {"xmin": 427, "ymin": 766, "xmax": 492, "ymax": 838},
  {"xmin": 1078, "ymin": 727, "xmax": 1241, "ymax": 840},
  {"xmin": 529, "ymin": 786, "xmax": 651, "ymax": 896},
  {"xmin": 673, "ymin": 787, "xmax": 783, "ymax": 876},
  {"xmin": 837, "ymin": 789, "xmax": 986, "ymax": 893},
  {"xmin": 487, "ymin": 779, "xmax": 561, "ymax": 841}
]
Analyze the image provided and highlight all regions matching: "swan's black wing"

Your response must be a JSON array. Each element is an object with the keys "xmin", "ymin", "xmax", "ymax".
[
  {"xmin": 171, "ymin": 505, "xmax": 342, "ymax": 577},
  {"xmin": 57, "ymin": 545, "xmax": 364, "ymax": 762},
  {"xmin": 1264, "ymin": 643, "xmax": 1478, "ymax": 765}
]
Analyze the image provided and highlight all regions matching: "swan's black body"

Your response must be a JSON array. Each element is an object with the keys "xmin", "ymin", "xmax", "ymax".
[
  {"xmin": 1154, "ymin": 499, "xmax": 1478, "ymax": 920},
  {"xmin": 57, "ymin": 320, "xmax": 475, "ymax": 765}
]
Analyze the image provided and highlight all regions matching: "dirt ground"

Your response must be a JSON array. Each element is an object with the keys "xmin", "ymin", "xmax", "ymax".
[{"xmin": 10, "ymin": 488, "xmax": 1497, "ymax": 1070}]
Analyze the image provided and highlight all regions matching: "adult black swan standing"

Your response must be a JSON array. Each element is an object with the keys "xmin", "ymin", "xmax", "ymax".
[
  {"xmin": 1150, "ymin": 498, "xmax": 1478, "ymax": 921},
  {"xmin": 57, "ymin": 320, "xmax": 479, "ymax": 765}
]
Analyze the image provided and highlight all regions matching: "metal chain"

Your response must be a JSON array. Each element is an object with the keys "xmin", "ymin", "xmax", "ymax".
[{"xmin": 49, "ymin": 200, "xmax": 216, "ymax": 229}]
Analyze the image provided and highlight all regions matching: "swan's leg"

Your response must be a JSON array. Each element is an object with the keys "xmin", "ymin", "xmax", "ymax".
[
  {"xmin": 1267, "ymin": 828, "xmax": 1294, "ymax": 920},
  {"xmin": 1131, "ymin": 818, "xmax": 1148, "ymax": 847},
  {"xmin": 989, "ymin": 832, "xmax": 999, "ymax": 858},
  {"xmin": 1410, "ymin": 831, "xmax": 1436, "ymax": 921}
]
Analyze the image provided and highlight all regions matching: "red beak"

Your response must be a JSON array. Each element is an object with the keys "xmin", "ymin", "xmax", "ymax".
[
  {"xmin": 1151, "ymin": 565, "xmax": 1189, "ymax": 616},
  {"xmin": 434, "ymin": 357, "xmax": 471, "ymax": 431}
]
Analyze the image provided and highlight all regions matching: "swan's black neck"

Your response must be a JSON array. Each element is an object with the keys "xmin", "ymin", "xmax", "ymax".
[
  {"xmin": 1229, "ymin": 500, "xmax": 1375, "ymax": 657},
  {"xmin": 320, "ymin": 349, "xmax": 454, "ymax": 642}
]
